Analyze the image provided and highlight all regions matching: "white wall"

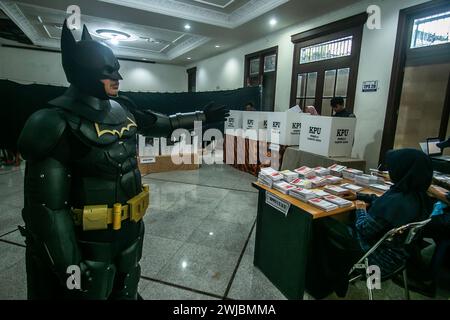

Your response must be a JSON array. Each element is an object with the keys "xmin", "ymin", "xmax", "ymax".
[
  {"xmin": 191, "ymin": 0, "xmax": 430, "ymax": 169},
  {"xmin": 0, "ymin": 46, "xmax": 187, "ymax": 92}
]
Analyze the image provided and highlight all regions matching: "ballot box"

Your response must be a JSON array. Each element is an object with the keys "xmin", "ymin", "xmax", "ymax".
[
  {"xmin": 299, "ymin": 115, "xmax": 356, "ymax": 157},
  {"xmin": 267, "ymin": 112, "xmax": 303, "ymax": 146},
  {"xmin": 224, "ymin": 110, "xmax": 244, "ymax": 137},
  {"xmin": 242, "ymin": 111, "xmax": 269, "ymax": 141}
]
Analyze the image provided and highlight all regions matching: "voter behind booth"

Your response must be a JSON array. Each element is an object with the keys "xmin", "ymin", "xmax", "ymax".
[
  {"xmin": 307, "ymin": 149, "xmax": 433, "ymax": 299},
  {"xmin": 244, "ymin": 101, "xmax": 256, "ymax": 111},
  {"xmin": 331, "ymin": 97, "xmax": 355, "ymax": 118}
]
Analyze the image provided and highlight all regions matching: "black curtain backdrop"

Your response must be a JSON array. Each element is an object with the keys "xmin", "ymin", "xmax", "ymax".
[{"xmin": 0, "ymin": 80, "xmax": 260, "ymax": 150}]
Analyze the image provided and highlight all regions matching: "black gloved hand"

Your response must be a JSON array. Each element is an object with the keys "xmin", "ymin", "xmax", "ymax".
[{"xmin": 203, "ymin": 102, "xmax": 230, "ymax": 123}]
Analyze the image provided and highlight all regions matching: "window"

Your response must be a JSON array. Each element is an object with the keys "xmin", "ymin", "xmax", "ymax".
[
  {"xmin": 300, "ymin": 36, "xmax": 353, "ymax": 64},
  {"xmin": 411, "ymin": 11, "xmax": 450, "ymax": 49},
  {"xmin": 289, "ymin": 14, "xmax": 366, "ymax": 115},
  {"xmin": 244, "ymin": 46, "xmax": 278, "ymax": 111}
]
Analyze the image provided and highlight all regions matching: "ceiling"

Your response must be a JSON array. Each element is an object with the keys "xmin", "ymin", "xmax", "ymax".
[{"xmin": 0, "ymin": 0, "xmax": 364, "ymax": 65}]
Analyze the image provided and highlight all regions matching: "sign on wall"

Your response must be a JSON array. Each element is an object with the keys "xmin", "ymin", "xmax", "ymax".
[{"xmin": 362, "ymin": 80, "xmax": 379, "ymax": 92}]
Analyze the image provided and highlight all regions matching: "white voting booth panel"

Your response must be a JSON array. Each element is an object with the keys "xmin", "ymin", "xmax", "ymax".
[
  {"xmin": 299, "ymin": 115, "xmax": 356, "ymax": 157},
  {"xmin": 267, "ymin": 112, "xmax": 303, "ymax": 146},
  {"xmin": 225, "ymin": 110, "xmax": 243, "ymax": 137},
  {"xmin": 242, "ymin": 111, "xmax": 269, "ymax": 141},
  {"xmin": 138, "ymin": 135, "xmax": 160, "ymax": 157}
]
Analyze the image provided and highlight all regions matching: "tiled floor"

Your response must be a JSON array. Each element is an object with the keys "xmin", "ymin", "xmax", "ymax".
[{"xmin": 0, "ymin": 163, "xmax": 447, "ymax": 300}]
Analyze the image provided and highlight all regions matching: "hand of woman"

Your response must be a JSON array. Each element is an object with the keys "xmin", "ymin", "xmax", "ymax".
[
  {"xmin": 343, "ymin": 191, "xmax": 357, "ymax": 201},
  {"xmin": 355, "ymin": 200, "xmax": 367, "ymax": 210}
]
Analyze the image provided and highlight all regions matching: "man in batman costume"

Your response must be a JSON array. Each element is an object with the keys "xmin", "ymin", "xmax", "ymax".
[{"xmin": 17, "ymin": 21, "xmax": 229, "ymax": 300}]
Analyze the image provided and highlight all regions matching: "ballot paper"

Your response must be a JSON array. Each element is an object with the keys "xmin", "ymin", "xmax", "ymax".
[
  {"xmin": 342, "ymin": 168, "xmax": 364, "ymax": 180},
  {"xmin": 260, "ymin": 167, "xmax": 284, "ymax": 181},
  {"xmin": 354, "ymin": 174, "xmax": 378, "ymax": 187},
  {"xmin": 290, "ymin": 178, "xmax": 312, "ymax": 189},
  {"xmin": 257, "ymin": 173, "xmax": 274, "ymax": 188},
  {"xmin": 294, "ymin": 166, "xmax": 316, "ymax": 178},
  {"xmin": 311, "ymin": 189, "xmax": 331, "ymax": 198},
  {"xmin": 274, "ymin": 181, "xmax": 296, "ymax": 195},
  {"xmin": 309, "ymin": 176, "xmax": 327, "ymax": 188},
  {"xmin": 314, "ymin": 167, "xmax": 331, "ymax": 177},
  {"xmin": 328, "ymin": 164, "xmax": 347, "ymax": 177},
  {"xmin": 324, "ymin": 185, "xmax": 350, "ymax": 196},
  {"xmin": 280, "ymin": 170, "xmax": 299, "ymax": 182},
  {"xmin": 324, "ymin": 195, "xmax": 353, "ymax": 208},
  {"xmin": 289, "ymin": 187, "xmax": 316, "ymax": 202},
  {"xmin": 308, "ymin": 198, "xmax": 338, "ymax": 211},
  {"xmin": 341, "ymin": 183, "xmax": 364, "ymax": 192},
  {"xmin": 324, "ymin": 175, "xmax": 343, "ymax": 184},
  {"xmin": 369, "ymin": 184, "xmax": 391, "ymax": 192}
]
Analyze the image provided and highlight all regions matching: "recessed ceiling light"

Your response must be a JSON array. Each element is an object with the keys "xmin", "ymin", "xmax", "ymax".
[
  {"xmin": 215, "ymin": 45, "xmax": 220, "ymax": 48},
  {"xmin": 184, "ymin": 24, "xmax": 191, "ymax": 30},
  {"xmin": 187, "ymin": 57, "xmax": 192, "ymax": 60},
  {"xmin": 142, "ymin": 58, "xmax": 148, "ymax": 61},
  {"xmin": 269, "ymin": 18, "xmax": 277, "ymax": 26},
  {"xmin": 110, "ymin": 38, "xmax": 119, "ymax": 45}
]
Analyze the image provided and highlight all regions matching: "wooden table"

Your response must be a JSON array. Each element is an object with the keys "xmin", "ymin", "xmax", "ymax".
[{"xmin": 251, "ymin": 181, "xmax": 382, "ymax": 300}]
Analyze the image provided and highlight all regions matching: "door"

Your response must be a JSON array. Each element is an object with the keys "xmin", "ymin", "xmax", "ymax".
[{"xmin": 393, "ymin": 64, "xmax": 450, "ymax": 155}]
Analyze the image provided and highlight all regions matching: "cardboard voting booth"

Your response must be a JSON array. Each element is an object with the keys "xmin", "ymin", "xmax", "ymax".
[
  {"xmin": 224, "ymin": 110, "xmax": 243, "ymax": 137},
  {"xmin": 267, "ymin": 112, "xmax": 303, "ymax": 146},
  {"xmin": 299, "ymin": 115, "xmax": 356, "ymax": 157},
  {"xmin": 242, "ymin": 111, "xmax": 269, "ymax": 141}
]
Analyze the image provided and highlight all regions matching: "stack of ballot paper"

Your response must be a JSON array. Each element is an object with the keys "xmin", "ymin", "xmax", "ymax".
[
  {"xmin": 294, "ymin": 166, "xmax": 316, "ymax": 178},
  {"xmin": 311, "ymin": 189, "xmax": 331, "ymax": 198},
  {"xmin": 309, "ymin": 176, "xmax": 327, "ymax": 188},
  {"xmin": 341, "ymin": 183, "xmax": 364, "ymax": 192},
  {"xmin": 314, "ymin": 167, "xmax": 330, "ymax": 177},
  {"xmin": 369, "ymin": 184, "xmax": 391, "ymax": 192},
  {"xmin": 260, "ymin": 167, "xmax": 284, "ymax": 181},
  {"xmin": 290, "ymin": 178, "xmax": 312, "ymax": 189},
  {"xmin": 280, "ymin": 170, "xmax": 299, "ymax": 182},
  {"xmin": 342, "ymin": 168, "xmax": 364, "ymax": 181},
  {"xmin": 257, "ymin": 173, "xmax": 273, "ymax": 188},
  {"xmin": 324, "ymin": 175, "xmax": 343, "ymax": 184},
  {"xmin": 289, "ymin": 188, "xmax": 316, "ymax": 202},
  {"xmin": 324, "ymin": 195, "xmax": 353, "ymax": 208},
  {"xmin": 354, "ymin": 174, "xmax": 379, "ymax": 187},
  {"xmin": 328, "ymin": 164, "xmax": 347, "ymax": 177},
  {"xmin": 324, "ymin": 185, "xmax": 350, "ymax": 196},
  {"xmin": 308, "ymin": 198, "xmax": 338, "ymax": 211},
  {"xmin": 273, "ymin": 181, "xmax": 295, "ymax": 195}
]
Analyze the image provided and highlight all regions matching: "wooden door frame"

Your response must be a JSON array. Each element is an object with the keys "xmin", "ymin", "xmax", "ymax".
[
  {"xmin": 289, "ymin": 13, "xmax": 367, "ymax": 114},
  {"xmin": 379, "ymin": 0, "xmax": 450, "ymax": 165},
  {"xmin": 187, "ymin": 67, "xmax": 197, "ymax": 92}
]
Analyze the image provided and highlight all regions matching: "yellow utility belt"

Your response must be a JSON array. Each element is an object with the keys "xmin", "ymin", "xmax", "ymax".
[{"xmin": 72, "ymin": 185, "xmax": 149, "ymax": 231}]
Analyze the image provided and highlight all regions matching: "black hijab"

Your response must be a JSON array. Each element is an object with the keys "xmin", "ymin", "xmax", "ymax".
[{"xmin": 369, "ymin": 149, "xmax": 433, "ymax": 228}]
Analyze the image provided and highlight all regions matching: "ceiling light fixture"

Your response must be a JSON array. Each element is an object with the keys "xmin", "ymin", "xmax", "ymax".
[
  {"xmin": 215, "ymin": 45, "xmax": 220, "ymax": 48},
  {"xmin": 187, "ymin": 57, "xmax": 192, "ymax": 60},
  {"xmin": 184, "ymin": 24, "xmax": 191, "ymax": 30},
  {"xmin": 269, "ymin": 18, "xmax": 277, "ymax": 26},
  {"xmin": 96, "ymin": 29, "xmax": 132, "ymax": 45}
]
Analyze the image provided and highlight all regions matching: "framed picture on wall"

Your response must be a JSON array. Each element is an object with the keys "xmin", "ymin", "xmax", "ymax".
[
  {"xmin": 264, "ymin": 54, "xmax": 276, "ymax": 73},
  {"xmin": 250, "ymin": 58, "xmax": 260, "ymax": 75}
]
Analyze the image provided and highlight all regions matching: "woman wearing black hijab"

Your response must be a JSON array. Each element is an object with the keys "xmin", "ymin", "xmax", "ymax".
[
  {"xmin": 354, "ymin": 148, "xmax": 434, "ymax": 277},
  {"xmin": 306, "ymin": 149, "xmax": 434, "ymax": 299}
]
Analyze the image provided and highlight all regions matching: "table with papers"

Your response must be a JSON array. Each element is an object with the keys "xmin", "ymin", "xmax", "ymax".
[{"xmin": 251, "ymin": 179, "xmax": 384, "ymax": 300}]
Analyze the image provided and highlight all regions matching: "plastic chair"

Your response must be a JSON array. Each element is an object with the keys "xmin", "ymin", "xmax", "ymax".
[{"xmin": 348, "ymin": 218, "xmax": 431, "ymax": 300}]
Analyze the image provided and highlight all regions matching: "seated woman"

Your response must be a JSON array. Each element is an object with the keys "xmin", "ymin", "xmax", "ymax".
[{"xmin": 306, "ymin": 149, "xmax": 434, "ymax": 299}]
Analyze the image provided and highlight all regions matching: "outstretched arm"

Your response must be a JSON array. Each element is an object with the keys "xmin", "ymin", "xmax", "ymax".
[{"xmin": 115, "ymin": 95, "xmax": 229, "ymax": 137}]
